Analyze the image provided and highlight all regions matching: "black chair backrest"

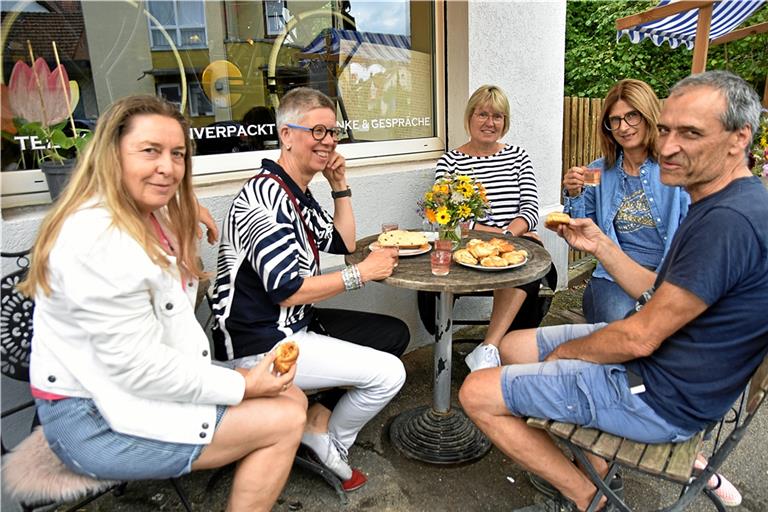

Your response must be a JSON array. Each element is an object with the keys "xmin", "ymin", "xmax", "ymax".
[{"xmin": 1, "ymin": 250, "xmax": 34, "ymax": 383}]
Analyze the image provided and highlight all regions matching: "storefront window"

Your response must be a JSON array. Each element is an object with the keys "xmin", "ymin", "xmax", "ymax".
[{"xmin": 1, "ymin": 0, "xmax": 439, "ymax": 199}]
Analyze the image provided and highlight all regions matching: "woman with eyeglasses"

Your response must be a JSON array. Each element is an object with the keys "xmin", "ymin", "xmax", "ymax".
[
  {"xmin": 431, "ymin": 85, "xmax": 542, "ymax": 372},
  {"xmin": 563, "ymin": 79, "xmax": 690, "ymax": 323},
  {"xmin": 211, "ymin": 87, "xmax": 407, "ymax": 491}
]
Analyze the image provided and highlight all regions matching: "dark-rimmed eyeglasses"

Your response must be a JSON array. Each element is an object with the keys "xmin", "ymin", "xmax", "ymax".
[
  {"xmin": 603, "ymin": 111, "xmax": 642, "ymax": 131},
  {"xmin": 473, "ymin": 111, "xmax": 505, "ymax": 124},
  {"xmin": 286, "ymin": 123, "xmax": 346, "ymax": 141}
]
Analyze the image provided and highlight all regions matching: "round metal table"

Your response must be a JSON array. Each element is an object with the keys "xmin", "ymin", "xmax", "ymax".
[{"xmin": 346, "ymin": 231, "xmax": 552, "ymax": 464}]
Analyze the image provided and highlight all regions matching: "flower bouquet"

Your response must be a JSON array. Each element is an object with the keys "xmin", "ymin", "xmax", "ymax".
[{"xmin": 418, "ymin": 173, "xmax": 490, "ymax": 245}]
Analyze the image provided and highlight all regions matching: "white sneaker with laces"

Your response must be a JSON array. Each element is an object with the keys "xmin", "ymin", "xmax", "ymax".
[
  {"xmin": 300, "ymin": 431, "xmax": 353, "ymax": 481},
  {"xmin": 465, "ymin": 344, "xmax": 501, "ymax": 372}
]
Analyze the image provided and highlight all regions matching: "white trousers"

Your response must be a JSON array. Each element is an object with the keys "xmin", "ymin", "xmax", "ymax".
[{"xmin": 229, "ymin": 328, "xmax": 406, "ymax": 449}]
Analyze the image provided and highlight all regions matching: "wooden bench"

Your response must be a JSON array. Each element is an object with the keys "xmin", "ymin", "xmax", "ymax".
[{"xmin": 527, "ymin": 348, "xmax": 768, "ymax": 512}]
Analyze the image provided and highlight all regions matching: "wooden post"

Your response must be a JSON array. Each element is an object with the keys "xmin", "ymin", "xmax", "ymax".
[
  {"xmin": 763, "ymin": 74, "xmax": 768, "ymax": 108},
  {"xmin": 691, "ymin": 2, "xmax": 713, "ymax": 73}
]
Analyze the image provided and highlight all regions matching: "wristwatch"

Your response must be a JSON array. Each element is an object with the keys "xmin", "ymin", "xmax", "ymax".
[
  {"xmin": 331, "ymin": 187, "xmax": 352, "ymax": 199},
  {"xmin": 502, "ymin": 227, "xmax": 513, "ymax": 237}
]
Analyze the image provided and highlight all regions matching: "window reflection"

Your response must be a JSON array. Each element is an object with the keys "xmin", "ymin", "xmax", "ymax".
[{"xmin": 2, "ymin": 0, "xmax": 435, "ymax": 171}]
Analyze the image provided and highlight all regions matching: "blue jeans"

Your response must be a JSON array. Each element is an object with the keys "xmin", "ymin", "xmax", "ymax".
[
  {"xmin": 582, "ymin": 276, "xmax": 637, "ymax": 323},
  {"xmin": 36, "ymin": 398, "xmax": 226, "ymax": 480},
  {"xmin": 500, "ymin": 323, "xmax": 697, "ymax": 444}
]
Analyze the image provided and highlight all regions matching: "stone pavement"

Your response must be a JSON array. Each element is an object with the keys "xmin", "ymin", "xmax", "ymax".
[{"xmin": 49, "ymin": 291, "xmax": 768, "ymax": 512}]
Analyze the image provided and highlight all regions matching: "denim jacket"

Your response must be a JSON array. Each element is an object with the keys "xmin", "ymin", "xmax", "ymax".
[{"xmin": 563, "ymin": 154, "xmax": 690, "ymax": 281}]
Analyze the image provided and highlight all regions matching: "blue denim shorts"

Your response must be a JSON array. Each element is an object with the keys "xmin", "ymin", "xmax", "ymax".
[
  {"xmin": 500, "ymin": 323, "xmax": 697, "ymax": 444},
  {"xmin": 36, "ymin": 398, "xmax": 226, "ymax": 480}
]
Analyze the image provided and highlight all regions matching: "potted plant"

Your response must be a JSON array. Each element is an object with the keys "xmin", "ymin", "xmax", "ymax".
[{"xmin": 1, "ymin": 50, "xmax": 92, "ymax": 199}]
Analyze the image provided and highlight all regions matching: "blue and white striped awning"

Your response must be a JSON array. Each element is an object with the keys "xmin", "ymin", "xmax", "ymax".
[
  {"xmin": 301, "ymin": 29, "xmax": 412, "ymax": 63},
  {"xmin": 618, "ymin": 0, "xmax": 765, "ymax": 49}
]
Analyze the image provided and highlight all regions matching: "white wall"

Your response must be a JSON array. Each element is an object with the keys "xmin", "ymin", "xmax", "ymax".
[{"xmin": 458, "ymin": 0, "xmax": 570, "ymax": 286}]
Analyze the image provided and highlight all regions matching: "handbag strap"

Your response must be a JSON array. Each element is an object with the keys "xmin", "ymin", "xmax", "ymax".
[{"xmin": 252, "ymin": 172, "xmax": 320, "ymax": 264}]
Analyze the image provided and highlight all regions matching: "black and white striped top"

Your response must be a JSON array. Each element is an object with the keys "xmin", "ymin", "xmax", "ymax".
[
  {"xmin": 211, "ymin": 159, "xmax": 348, "ymax": 360},
  {"xmin": 435, "ymin": 144, "xmax": 539, "ymax": 231}
]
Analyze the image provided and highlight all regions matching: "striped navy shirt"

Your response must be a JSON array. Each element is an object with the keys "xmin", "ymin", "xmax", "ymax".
[
  {"xmin": 212, "ymin": 159, "xmax": 348, "ymax": 360},
  {"xmin": 435, "ymin": 144, "xmax": 539, "ymax": 231}
]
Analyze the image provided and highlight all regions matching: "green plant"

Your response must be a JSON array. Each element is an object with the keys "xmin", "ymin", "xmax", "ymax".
[
  {"xmin": 565, "ymin": 1, "xmax": 768, "ymax": 98},
  {"xmin": 750, "ymin": 108, "xmax": 767, "ymax": 178}
]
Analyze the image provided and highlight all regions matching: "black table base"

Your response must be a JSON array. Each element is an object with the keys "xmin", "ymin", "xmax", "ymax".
[{"xmin": 389, "ymin": 405, "xmax": 492, "ymax": 464}]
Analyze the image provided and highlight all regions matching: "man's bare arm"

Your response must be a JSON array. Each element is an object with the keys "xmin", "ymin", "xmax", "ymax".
[{"xmin": 545, "ymin": 281, "xmax": 708, "ymax": 364}]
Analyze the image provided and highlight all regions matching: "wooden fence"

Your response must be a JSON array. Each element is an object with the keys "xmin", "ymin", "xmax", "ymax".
[{"xmin": 561, "ymin": 97, "xmax": 605, "ymax": 264}]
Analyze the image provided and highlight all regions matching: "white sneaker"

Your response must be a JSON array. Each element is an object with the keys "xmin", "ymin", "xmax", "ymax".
[
  {"xmin": 300, "ymin": 431, "xmax": 353, "ymax": 480},
  {"xmin": 465, "ymin": 344, "xmax": 501, "ymax": 372}
]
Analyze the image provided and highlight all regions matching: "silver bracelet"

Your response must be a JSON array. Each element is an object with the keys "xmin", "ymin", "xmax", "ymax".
[{"xmin": 341, "ymin": 265, "xmax": 363, "ymax": 291}]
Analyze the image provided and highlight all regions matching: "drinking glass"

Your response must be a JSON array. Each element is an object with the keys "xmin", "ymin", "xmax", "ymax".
[
  {"xmin": 583, "ymin": 166, "xmax": 601, "ymax": 187},
  {"xmin": 459, "ymin": 221, "xmax": 470, "ymax": 239},
  {"xmin": 430, "ymin": 250, "xmax": 451, "ymax": 276},
  {"xmin": 381, "ymin": 222, "xmax": 399, "ymax": 233}
]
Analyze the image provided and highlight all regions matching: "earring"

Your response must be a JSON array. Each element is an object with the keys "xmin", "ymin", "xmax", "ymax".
[{"xmin": 286, "ymin": 145, "xmax": 292, "ymax": 151}]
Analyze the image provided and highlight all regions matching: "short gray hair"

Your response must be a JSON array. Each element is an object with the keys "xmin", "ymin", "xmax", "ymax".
[
  {"xmin": 670, "ymin": 70, "xmax": 761, "ymax": 136},
  {"xmin": 276, "ymin": 87, "xmax": 335, "ymax": 129}
]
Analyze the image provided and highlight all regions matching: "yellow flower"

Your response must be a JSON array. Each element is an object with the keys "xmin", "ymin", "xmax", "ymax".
[
  {"xmin": 458, "ymin": 183, "xmax": 473, "ymax": 198},
  {"xmin": 439, "ymin": 184, "xmax": 450, "ymax": 195},
  {"xmin": 457, "ymin": 175, "xmax": 471, "ymax": 183},
  {"xmin": 432, "ymin": 184, "xmax": 441, "ymax": 194},
  {"xmin": 435, "ymin": 206, "xmax": 451, "ymax": 225},
  {"xmin": 425, "ymin": 208, "xmax": 436, "ymax": 223},
  {"xmin": 458, "ymin": 204, "xmax": 471, "ymax": 217},
  {"xmin": 425, "ymin": 192, "xmax": 434, "ymax": 202}
]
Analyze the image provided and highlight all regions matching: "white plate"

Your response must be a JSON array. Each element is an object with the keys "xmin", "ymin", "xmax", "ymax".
[
  {"xmin": 369, "ymin": 242, "xmax": 432, "ymax": 257},
  {"xmin": 456, "ymin": 256, "xmax": 528, "ymax": 271}
]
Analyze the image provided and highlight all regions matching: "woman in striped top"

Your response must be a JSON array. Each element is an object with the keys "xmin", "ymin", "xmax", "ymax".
[
  {"xmin": 212, "ymin": 88, "xmax": 408, "ymax": 491},
  {"xmin": 435, "ymin": 85, "xmax": 541, "ymax": 372}
]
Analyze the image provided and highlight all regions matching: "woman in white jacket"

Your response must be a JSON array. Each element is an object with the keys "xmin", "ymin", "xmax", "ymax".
[{"xmin": 20, "ymin": 95, "xmax": 306, "ymax": 512}]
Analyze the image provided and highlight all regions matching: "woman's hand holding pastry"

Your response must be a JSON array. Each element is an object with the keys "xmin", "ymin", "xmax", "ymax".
[
  {"xmin": 563, "ymin": 166, "xmax": 586, "ymax": 197},
  {"xmin": 358, "ymin": 248, "xmax": 397, "ymax": 282},
  {"xmin": 242, "ymin": 352, "xmax": 296, "ymax": 399}
]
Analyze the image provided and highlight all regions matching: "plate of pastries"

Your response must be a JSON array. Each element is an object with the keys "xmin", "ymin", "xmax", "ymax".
[
  {"xmin": 453, "ymin": 238, "xmax": 528, "ymax": 271},
  {"xmin": 371, "ymin": 230, "xmax": 431, "ymax": 256}
]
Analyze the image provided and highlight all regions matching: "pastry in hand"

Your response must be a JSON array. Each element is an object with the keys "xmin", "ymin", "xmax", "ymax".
[
  {"xmin": 453, "ymin": 249, "xmax": 478, "ymax": 265},
  {"xmin": 501, "ymin": 250, "xmax": 527, "ymax": 265},
  {"xmin": 468, "ymin": 241, "xmax": 498, "ymax": 259},
  {"xmin": 545, "ymin": 212, "xmax": 571, "ymax": 229},
  {"xmin": 489, "ymin": 238, "xmax": 516, "ymax": 253},
  {"xmin": 274, "ymin": 341, "xmax": 299, "ymax": 374},
  {"xmin": 480, "ymin": 255, "xmax": 507, "ymax": 267}
]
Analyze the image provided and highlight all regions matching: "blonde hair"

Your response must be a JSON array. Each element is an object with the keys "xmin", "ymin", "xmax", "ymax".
[
  {"xmin": 464, "ymin": 85, "xmax": 510, "ymax": 137},
  {"xmin": 599, "ymin": 79, "xmax": 661, "ymax": 169},
  {"xmin": 20, "ymin": 95, "xmax": 203, "ymax": 297}
]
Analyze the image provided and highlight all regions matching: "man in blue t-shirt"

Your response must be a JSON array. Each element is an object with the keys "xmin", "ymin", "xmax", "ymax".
[{"xmin": 459, "ymin": 70, "xmax": 768, "ymax": 512}]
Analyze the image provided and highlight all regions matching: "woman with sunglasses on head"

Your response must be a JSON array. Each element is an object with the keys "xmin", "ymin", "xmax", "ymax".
[
  {"xmin": 432, "ymin": 85, "xmax": 542, "ymax": 372},
  {"xmin": 563, "ymin": 79, "xmax": 690, "ymax": 324},
  {"xmin": 211, "ymin": 87, "xmax": 408, "ymax": 491}
]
